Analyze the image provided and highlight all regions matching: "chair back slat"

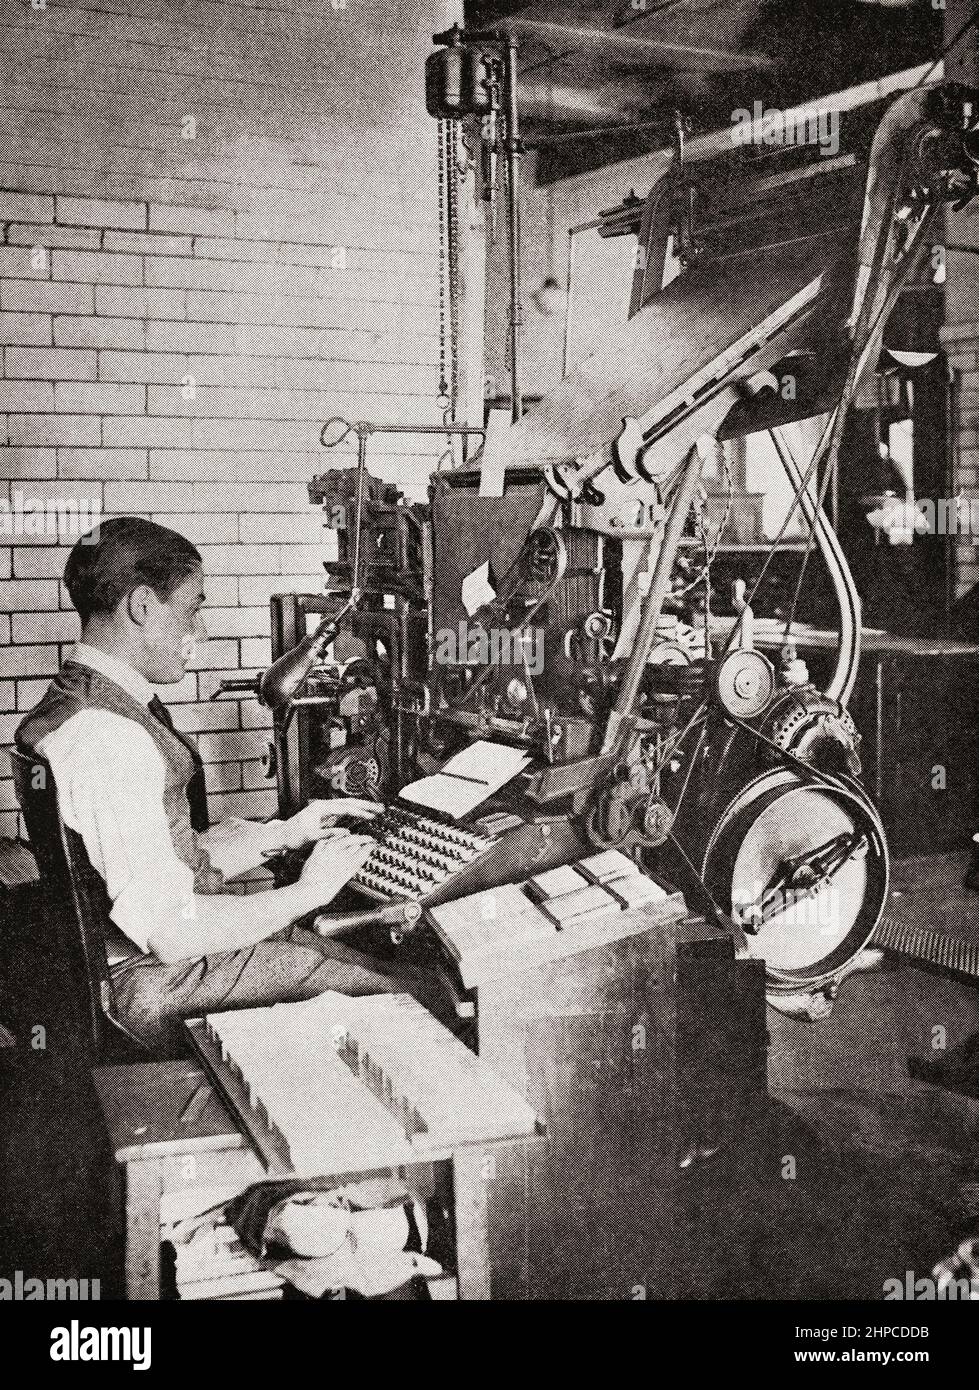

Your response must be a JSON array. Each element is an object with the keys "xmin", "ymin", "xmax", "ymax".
[{"xmin": 10, "ymin": 747, "xmax": 150, "ymax": 1062}]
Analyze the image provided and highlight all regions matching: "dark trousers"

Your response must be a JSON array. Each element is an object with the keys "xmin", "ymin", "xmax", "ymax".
[{"xmin": 110, "ymin": 925, "xmax": 438, "ymax": 1053}]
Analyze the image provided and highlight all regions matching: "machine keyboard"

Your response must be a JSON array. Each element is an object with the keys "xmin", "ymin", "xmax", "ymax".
[{"xmin": 352, "ymin": 805, "xmax": 493, "ymax": 902}]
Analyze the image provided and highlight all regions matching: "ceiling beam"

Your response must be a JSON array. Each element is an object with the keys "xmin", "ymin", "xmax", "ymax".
[{"xmin": 506, "ymin": 17, "xmax": 775, "ymax": 74}]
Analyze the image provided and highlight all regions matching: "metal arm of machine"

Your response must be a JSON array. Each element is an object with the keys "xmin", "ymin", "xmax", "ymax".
[
  {"xmin": 601, "ymin": 436, "xmax": 709, "ymax": 756},
  {"xmin": 313, "ymin": 899, "xmax": 422, "ymax": 938},
  {"xmin": 259, "ymin": 594, "xmax": 359, "ymax": 713},
  {"xmin": 763, "ymin": 412, "xmax": 862, "ymax": 706}
]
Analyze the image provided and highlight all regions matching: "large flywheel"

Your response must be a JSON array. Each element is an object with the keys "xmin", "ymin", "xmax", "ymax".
[{"xmin": 702, "ymin": 768, "xmax": 889, "ymax": 993}]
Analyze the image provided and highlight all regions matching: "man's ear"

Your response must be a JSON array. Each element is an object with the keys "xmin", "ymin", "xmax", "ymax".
[{"xmin": 125, "ymin": 584, "xmax": 155, "ymax": 627}]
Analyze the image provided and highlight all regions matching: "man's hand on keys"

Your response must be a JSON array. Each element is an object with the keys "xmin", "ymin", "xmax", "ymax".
[
  {"xmin": 297, "ymin": 832, "xmax": 376, "ymax": 905},
  {"xmin": 282, "ymin": 798, "xmax": 383, "ymax": 850}
]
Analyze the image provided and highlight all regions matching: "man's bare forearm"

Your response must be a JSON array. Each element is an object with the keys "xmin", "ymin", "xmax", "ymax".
[
  {"xmin": 147, "ymin": 880, "xmax": 321, "ymax": 964},
  {"xmin": 198, "ymin": 818, "xmax": 287, "ymax": 881}
]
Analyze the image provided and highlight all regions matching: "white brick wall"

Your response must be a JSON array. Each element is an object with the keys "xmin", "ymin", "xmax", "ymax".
[
  {"xmin": 940, "ymin": 325, "xmax": 979, "ymax": 600},
  {"xmin": 0, "ymin": 0, "xmax": 463, "ymax": 838}
]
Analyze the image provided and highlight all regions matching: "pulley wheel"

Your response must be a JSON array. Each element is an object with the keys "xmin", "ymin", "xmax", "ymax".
[
  {"xmin": 702, "ymin": 769, "xmax": 889, "ymax": 990},
  {"xmin": 715, "ymin": 648, "xmax": 776, "ymax": 720},
  {"xmin": 641, "ymin": 795, "xmax": 673, "ymax": 847}
]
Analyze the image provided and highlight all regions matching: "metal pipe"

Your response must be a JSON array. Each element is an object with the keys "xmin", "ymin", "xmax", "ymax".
[
  {"xmin": 313, "ymin": 900, "xmax": 422, "ymax": 937},
  {"xmin": 562, "ymin": 227, "xmax": 575, "ymax": 378},
  {"xmin": 504, "ymin": 35, "xmax": 523, "ymax": 422},
  {"xmin": 358, "ymin": 423, "xmax": 482, "ymax": 435},
  {"xmin": 320, "ymin": 419, "xmax": 485, "ymax": 446},
  {"xmin": 351, "ymin": 426, "xmax": 368, "ymax": 597},
  {"xmin": 945, "ymin": 362, "xmax": 959, "ymax": 638}
]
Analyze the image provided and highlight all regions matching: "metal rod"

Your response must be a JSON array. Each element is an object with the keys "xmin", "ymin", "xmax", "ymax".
[
  {"xmin": 320, "ymin": 418, "xmax": 485, "ymax": 446},
  {"xmin": 944, "ymin": 362, "xmax": 958, "ymax": 638},
  {"xmin": 356, "ymin": 422, "xmax": 485, "ymax": 437},
  {"xmin": 531, "ymin": 118, "xmax": 669, "ymax": 149},
  {"xmin": 566, "ymin": 216, "xmax": 607, "ymax": 236},
  {"xmin": 602, "ymin": 443, "xmax": 704, "ymax": 753},
  {"xmin": 506, "ymin": 17, "xmax": 773, "ymax": 73},
  {"xmin": 504, "ymin": 35, "xmax": 523, "ymax": 423},
  {"xmin": 351, "ymin": 427, "xmax": 368, "ymax": 597},
  {"xmin": 562, "ymin": 227, "xmax": 575, "ymax": 378},
  {"xmin": 874, "ymin": 658, "xmax": 884, "ymax": 806},
  {"xmin": 363, "ymin": 423, "xmax": 484, "ymax": 435}
]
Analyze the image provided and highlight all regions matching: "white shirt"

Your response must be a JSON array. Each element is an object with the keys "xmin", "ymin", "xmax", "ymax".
[{"xmin": 36, "ymin": 644, "xmax": 285, "ymax": 956}]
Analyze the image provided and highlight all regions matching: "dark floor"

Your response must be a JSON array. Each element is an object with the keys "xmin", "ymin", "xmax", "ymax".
[
  {"xmin": 2, "ymin": 855, "xmax": 979, "ymax": 1300},
  {"xmin": 757, "ymin": 851, "xmax": 979, "ymax": 1298}
]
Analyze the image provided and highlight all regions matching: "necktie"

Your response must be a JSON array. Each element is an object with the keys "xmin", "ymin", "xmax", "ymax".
[
  {"xmin": 148, "ymin": 695, "xmax": 199, "ymax": 760},
  {"xmin": 147, "ymin": 694, "xmax": 175, "ymax": 730}
]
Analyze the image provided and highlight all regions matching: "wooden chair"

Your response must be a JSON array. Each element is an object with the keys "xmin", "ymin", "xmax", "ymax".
[{"xmin": 10, "ymin": 747, "xmax": 158, "ymax": 1065}]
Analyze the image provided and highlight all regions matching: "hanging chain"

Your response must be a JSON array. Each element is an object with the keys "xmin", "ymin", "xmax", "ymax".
[
  {"xmin": 446, "ymin": 118, "xmax": 461, "ymax": 424},
  {"xmin": 436, "ymin": 117, "xmax": 461, "ymax": 433},
  {"xmin": 436, "ymin": 118, "xmax": 450, "ymax": 413}
]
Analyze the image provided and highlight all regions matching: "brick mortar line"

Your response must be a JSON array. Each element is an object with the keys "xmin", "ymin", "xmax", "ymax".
[
  {"xmin": 0, "ymin": 163, "xmax": 439, "ymax": 217},
  {"xmin": 4, "ymin": 278, "xmax": 440, "ymax": 310},
  {"xmin": 15, "ymin": 273, "xmax": 438, "ymax": 300},
  {"xmin": 0, "ymin": 36, "xmax": 420, "ymax": 100},
  {"xmin": 1, "ymin": 212, "xmax": 440, "ymax": 265}
]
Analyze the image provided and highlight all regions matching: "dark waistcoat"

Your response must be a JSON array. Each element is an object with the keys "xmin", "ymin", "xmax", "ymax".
[{"xmin": 16, "ymin": 661, "xmax": 223, "ymax": 895}]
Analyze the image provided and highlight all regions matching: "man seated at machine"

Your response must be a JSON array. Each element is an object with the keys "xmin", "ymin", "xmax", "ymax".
[{"xmin": 15, "ymin": 517, "xmax": 444, "ymax": 1052}]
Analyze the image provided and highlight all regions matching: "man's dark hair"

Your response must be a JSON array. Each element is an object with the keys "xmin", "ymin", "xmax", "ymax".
[{"xmin": 65, "ymin": 517, "xmax": 203, "ymax": 625}]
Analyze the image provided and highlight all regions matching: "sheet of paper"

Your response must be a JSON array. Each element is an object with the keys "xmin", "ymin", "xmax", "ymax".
[
  {"xmin": 441, "ymin": 739, "xmax": 530, "ymax": 784},
  {"xmin": 461, "ymin": 561, "xmax": 497, "ymax": 617},
  {"xmin": 397, "ymin": 773, "xmax": 489, "ymax": 818},
  {"xmin": 400, "ymin": 740, "xmax": 531, "ymax": 817},
  {"xmin": 478, "ymin": 407, "xmax": 510, "ymax": 498}
]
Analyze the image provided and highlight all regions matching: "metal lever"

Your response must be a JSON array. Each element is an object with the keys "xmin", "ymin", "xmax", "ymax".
[
  {"xmin": 210, "ymin": 675, "xmax": 262, "ymax": 701},
  {"xmin": 312, "ymin": 899, "xmax": 423, "ymax": 938},
  {"xmin": 263, "ymin": 594, "xmax": 360, "ymax": 738}
]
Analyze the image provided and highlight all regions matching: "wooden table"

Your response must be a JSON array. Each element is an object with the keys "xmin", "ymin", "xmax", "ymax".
[{"xmin": 92, "ymin": 1059, "xmax": 501, "ymax": 1301}]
